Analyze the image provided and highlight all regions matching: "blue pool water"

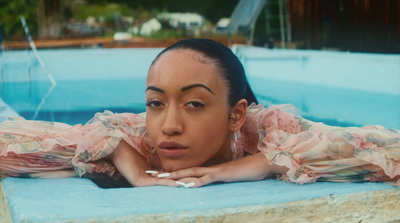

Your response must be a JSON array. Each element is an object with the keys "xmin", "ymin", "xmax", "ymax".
[
  {"xmin": 237, "ymin": 47, "xmax": 400, "ymax": 129},
  {"xmin": 1, "ymin": 46, "xmax": 399, "ymax": 129},
  {"xmin": 1, "ymin": 48, "xmax": 158, "ymax": 124}
]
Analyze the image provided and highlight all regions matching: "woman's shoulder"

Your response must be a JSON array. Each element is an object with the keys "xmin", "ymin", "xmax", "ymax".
[
  {"xmin": 244, "ymin": 103, "xmax": 303, "ymax": 136},
  {"xmin": 87, "ymin": 110, "xmax": 145, "ymax": 123},
  {"xmin": 84, "ymin": 110, "xmax": 147, "ymax": 133},
  {"xmin": 247, "ymin": 103, "xmax": 301, "ymax": 118}
]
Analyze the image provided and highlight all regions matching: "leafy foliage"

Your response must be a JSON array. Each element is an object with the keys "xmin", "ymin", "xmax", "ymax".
[
  {"xmin": 0, "ymin": 0, "xmax": 37, "ymax": 40},
  {"xmin": 0, "ymin": 0, "xmax": 238, "ymax": 40}
]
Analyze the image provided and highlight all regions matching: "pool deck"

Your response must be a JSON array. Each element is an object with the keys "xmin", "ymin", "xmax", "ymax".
[
  {"xmin": 3, "ymin": 37, "xmax": 246, "ymax": 49},
  {"xmin": 1, "ymin": 178, "xmax": 399, "ymax": 222}
]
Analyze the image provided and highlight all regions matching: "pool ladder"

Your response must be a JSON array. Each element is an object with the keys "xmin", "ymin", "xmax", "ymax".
[
  {"xmin": 0, "ymin": 41, "xmax": 34, "ymax": 99},
  {"xmin": 20, "ymin": 16, "xmax": 57, "ymax": 120},
  {"xmin": 0, "ymin": 16, "xmax": 57, "ymax": 120}
]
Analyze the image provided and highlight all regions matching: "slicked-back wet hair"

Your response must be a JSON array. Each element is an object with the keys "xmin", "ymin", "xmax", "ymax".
[{"xmin": 150, "ymin": 38, "xmax": 258, "ymax": 107}]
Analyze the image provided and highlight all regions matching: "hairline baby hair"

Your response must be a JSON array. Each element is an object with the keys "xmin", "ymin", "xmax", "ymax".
[{"xmin": 150, "ymin": 38, "xmax": 258, "ymax": 107}]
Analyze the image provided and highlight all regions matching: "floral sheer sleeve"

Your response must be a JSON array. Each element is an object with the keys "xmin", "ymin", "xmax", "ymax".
[
  {"xmin": 0, "ymin": 111, "xmax": 151, "ymax": 180},
  {"xmin": 0, "ymin": 117, "xmax": 81, "ymax": 179},
  {"xmin": 248, "ymin": 104, "xmax": 400, "ymax": 185},
  {"xmin": 0, "ymin": 110, "xmax": 152, "ymax": 180},
  {"xmin": 72, "ymin": 111, "xmax": 151, "ymax": 178}
]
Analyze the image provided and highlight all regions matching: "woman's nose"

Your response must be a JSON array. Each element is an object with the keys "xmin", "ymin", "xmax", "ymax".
[{"xmin": 161, "ymin": 106, "xmax": 183, "ymax": 136}]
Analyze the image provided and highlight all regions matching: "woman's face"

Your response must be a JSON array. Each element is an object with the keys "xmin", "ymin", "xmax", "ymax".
[{"xmin": 146, "ymin": 49, "xmax": 233, "ymax": 171}]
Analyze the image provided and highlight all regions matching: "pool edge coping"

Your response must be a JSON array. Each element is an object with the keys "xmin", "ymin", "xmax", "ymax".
[
  {"xmin": 2, "ymin": 183, "xmax": 399, "ymax": 223},
  {"xmin": 74, "ymin": 188, "xmax": 400, "ymax": 223},
  {"xmin": 0, "ymin": 181, "xmax": 13, "ymax": 223}
]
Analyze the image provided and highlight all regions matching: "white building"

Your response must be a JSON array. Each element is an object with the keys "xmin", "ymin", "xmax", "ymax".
[
  {"xmin": 139, "ymin": 18, "xmax": 162, "ymax": 36},
  {"xmin": 158, "ymin": 12, "xmax": 204, "ymax": 30}
]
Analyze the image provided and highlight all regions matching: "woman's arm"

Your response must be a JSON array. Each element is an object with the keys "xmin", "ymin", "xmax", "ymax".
[
  {"xmin": 111, "ymin": 140, "xmax": 178, "ymax": 187},
  {"xmin": 73, "ymin": 111, "xmax": 178, "ymax": 187},
  {"xmin": 160, "ymin": 153, "xmax": 287, "ymax": 188},
  {"xmin": 162, "ymin": 104, "xmax": 400, "ymax": 187}
]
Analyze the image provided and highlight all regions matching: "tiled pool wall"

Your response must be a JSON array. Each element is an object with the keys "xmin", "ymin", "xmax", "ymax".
[
  {"xmin": 234, "ymin": 46, "xmax": 400, "ymax": 129},
  {"xmin": 1, "ymin": 46, "xmax": 399, "ymax": 129}
]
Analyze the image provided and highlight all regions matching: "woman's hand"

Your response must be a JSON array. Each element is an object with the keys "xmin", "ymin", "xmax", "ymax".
[
  {"xmin": 159, "ymin": 153, "xmax": 288, "ymax": 188},
  {"xmin": 111, "ymin": 140, "xmax": 179, "ymax": 187}
]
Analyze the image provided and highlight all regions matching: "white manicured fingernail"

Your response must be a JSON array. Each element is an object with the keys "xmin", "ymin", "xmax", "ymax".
[
  {"xmin": 184, "ymin": 182, "xmax": 195, "ymax": 188},
  {"xmin": 175, "ymin": 181, "xmax": 186, "ymax": 186},
  {"xmin": 157, "ymin": 173, "xmax": 171, "ymax": 178},
  {"xmin": 145, "ymin": 170, "xmax": 158, "ymax": 174}
]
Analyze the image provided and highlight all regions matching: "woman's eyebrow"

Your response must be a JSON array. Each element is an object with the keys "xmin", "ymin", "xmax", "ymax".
[
  {"xmin": 145, "ymin": 86, "xmax": 164, "ymax": 93},
  {"xmin": 181, "ymin": 84, "xmax": 215, "ymax": 95}
]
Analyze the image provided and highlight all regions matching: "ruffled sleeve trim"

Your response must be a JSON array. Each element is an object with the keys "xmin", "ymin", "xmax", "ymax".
[
  {"xmin": 252, "ymin": 104, "xmax": 400, "ymax": 185},
  {"xmin": 72, "ymin": 111, "xmax": 149, "ymax": 177}
]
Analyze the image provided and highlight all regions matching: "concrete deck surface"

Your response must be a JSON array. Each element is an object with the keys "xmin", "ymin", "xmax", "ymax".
[{"xmin": 1, "ymin": 177, "xmax": 399, "ymax": 222}]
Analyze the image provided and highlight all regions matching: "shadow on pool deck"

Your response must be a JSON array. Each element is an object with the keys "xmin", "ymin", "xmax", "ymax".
[{"xmin": 1, "ymin": 177, "xmax": 399, "ymax": 222}]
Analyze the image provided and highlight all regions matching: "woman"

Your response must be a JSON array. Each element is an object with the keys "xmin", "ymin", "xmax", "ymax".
[{"xmin": 0, "ymin": 39, "xmax": 399, "ymax": 188}]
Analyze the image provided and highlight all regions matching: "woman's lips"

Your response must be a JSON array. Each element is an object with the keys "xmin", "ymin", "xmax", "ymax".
[{"xmin": 158, "ymin": 141, "xmax": 189, "ymax": 157}]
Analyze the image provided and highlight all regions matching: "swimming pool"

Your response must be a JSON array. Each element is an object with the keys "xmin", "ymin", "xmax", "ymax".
[
  {"xmin": 1, "ymin": 45, "xmax": 400, "ymax": 223},
  {"xmin": 1, "ymin": 46, "xmax": 399, "ymax": 129}
]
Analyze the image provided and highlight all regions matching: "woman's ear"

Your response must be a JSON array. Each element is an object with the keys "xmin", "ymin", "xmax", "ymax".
[{"xmin": 230, "ymin": 99, "xmax": 248, "ymax": 133}]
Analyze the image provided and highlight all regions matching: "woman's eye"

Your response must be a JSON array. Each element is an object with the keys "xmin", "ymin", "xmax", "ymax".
[
  {"xmin": 146, "ymin": 100, "xmax": 163, "ymax": 107},
  {"xmin": 186, "ymin": 101, "xmax": 205, "ymax": 108}
]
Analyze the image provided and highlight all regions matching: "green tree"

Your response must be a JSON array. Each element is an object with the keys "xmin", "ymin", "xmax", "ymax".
[
  {"xmin": 85, "ymin": 0, "xmax": 237, "ymax": 23},
  {"xmin": 0, "ymin": 0, "xmax": 37, "ymax": 40}
]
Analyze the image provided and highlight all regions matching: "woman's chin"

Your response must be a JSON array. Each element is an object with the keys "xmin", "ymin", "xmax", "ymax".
[{"xmin": 161, "ymin": 160, "xmax": 201, "ymax": 172}]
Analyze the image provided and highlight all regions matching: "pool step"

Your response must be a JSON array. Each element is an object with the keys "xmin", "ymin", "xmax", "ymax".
[{"xmin": 0, "ymin": 99, "xmax": 19, "ymax": 122}]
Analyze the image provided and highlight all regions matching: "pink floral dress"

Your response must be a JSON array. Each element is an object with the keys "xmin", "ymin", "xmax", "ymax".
[{"xmin": 1, "ymin": 104, "xmax": 399, "ymax": 185}]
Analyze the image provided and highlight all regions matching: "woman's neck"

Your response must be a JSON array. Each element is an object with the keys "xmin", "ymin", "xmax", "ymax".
[{"xmin": 201, "ymin": 135, "xmax": 233, "ymax": 167}]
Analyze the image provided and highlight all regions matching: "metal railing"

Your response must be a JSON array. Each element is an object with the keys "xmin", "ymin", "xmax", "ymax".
[{"xmin": 20, "ymin": 15, "xmax": 57, "ymax": 120}]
